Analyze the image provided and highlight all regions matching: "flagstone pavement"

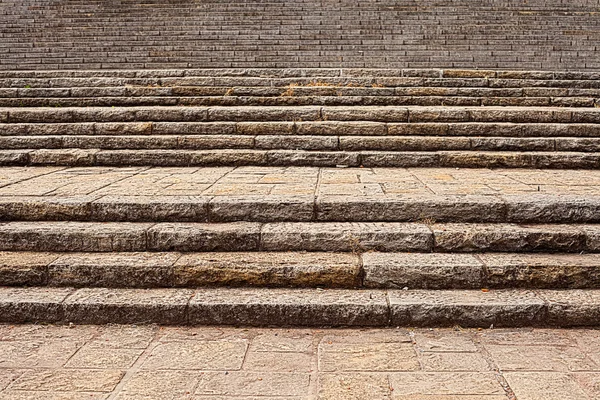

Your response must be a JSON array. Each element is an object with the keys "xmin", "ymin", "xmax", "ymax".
[{"xmin": 0, "ymin": 324, "xmax": 599, "ymax": 399}]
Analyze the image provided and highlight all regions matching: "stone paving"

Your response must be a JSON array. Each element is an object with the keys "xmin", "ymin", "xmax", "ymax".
[
  {"xmin": 1, "ymin": 166, "xmax": 600, "ymax": 197},
  {"xmin": 0, "ymin": 324, "xmax": 599, "ymax": 399}
]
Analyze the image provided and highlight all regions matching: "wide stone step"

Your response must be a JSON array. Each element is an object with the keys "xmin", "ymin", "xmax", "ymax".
[
  {"xmin": 1, "ymin": 192, "xmax": 599, "ymax": 223},
  {"xmin": 0, "ymin": 221, "xmax": 597, "ymax": 253},
  {"xmin": 2, "ymin": 149, "xmax": 598, "ymax": 168},
  {"xmin": 2, "ymin": 251, "xmax": 600, "ymax": 290},
  {"xmin": 0, "ymin": 68, "xmax": 597, "ymax": 80},
  {"xmin": 2, "ymin": 135, "xmax": 600, "ymax": 152},
  {"xmin": 2, "ymin": 106, "xmax": 599, "ymax": 124},
  {"xmin": 2, "ymin": 74, "xmax": 600, "ymax": 90},
  {"xmin": 1, "ymin": 286, "xmax": 598, "ymax": 327},
  {"xmin": 4, "ymin": 95, "xmax": 597, "ymax": 108},
  {"xmin": 3, "ymin": 121, "xmax": 600, "ymax": 138}
]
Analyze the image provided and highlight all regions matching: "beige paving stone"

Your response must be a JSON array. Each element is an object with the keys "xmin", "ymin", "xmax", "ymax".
[
  {"xmin": 504, "ymin": 372, "xmax": 589, "ymax": 400},
  {"xmin": 141, "ymin": 340, "xmax": 248, "ymax": 370},
  {"xmin": 412, "ymin": 330, "xmax": 478, "ymax": 352},
  {"xmin": 572, "ymin": 373, "xmax": 600, "ymax": 399},
  {"xmin": 10, "ymin": 369, "xmax": 124, "ymax": 392},
  {"xmin": 418, "ymin": 352, "xmax": 491, "ymax": 372},
  {"xmin": 159, "ymin": 326, "xmax": 255, "ymax": 342},
  {"xmin": 65, "ymin": 345, "xmax": 143, "ymax": 369},
  {"xmin": 116, "ymin": 370, "xmax": 198, "ymax": 399},
  {"xmin": 485, "ymin": 344, "xmax": 598, "ymax": 371},
  {"xmin": 318, "ymin": 373, "xmax": 391, "ymax": 399},
  {"xmin": 243, "ymin": 351, "xmax": 314, "ymax": 372},
  {"xmin": 0, "ymin": 392, "xmax": 109, "ymax": 400},
  {"xmin": 251, "ymin": 330, "xmax": 316, "ymax": 352},
  {"xmin": 194, "ymin": 371, "xmax": 310, "ymax": 396},
  {"xmin": 321, "ymin": 328, "xmax": 412, "ymax": 344},
  {"xmin": 389, "ymin": 372, "xmax": 504, "ymax": 396},
  {"xmin": 0, "ymin": 369, "xmax": 24, "ymax": 391},
  {"xmin": 319, "ymin": 342, "xmax": 419, "ymax": 372},
  {"xmin": 0, "ymin": 324, "xmax": 99, "ymax": 342},
  {"xmin": 91, "ymin": 325, "xmax": 158, "ymax": 349},
  {"xmin": 570, "ymin": 330, "xmax": 600, "ymax": 366},
  {"xmin": 0, "ymin": 339, "xmax": 81, "ymax": 368},
  {"xmin": 476, "ymin": 328, "xmax": 574, "ymax": 346}
]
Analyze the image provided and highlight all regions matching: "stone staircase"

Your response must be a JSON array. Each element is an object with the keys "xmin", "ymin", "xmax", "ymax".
[{"xmin": 1, "ymin": 68, "xmax": 600, "ymax": 328}]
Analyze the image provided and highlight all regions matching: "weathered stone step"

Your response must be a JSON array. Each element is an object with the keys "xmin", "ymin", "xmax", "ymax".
[
  {"xmin": 3, "ymin": 121, "xmax": 600, "ymax": 138},
  {"xmin": 1, "ymin": 192, "xmax": 599, "ymax": 223},
  {"xmin": 2, "ymin": 106, "xmax": 598, "ymax": 124},
  {"xmin": 2, "ymin": 251, "xmax": 600, "ymax": 290},
  {"xmin": 0, "ymin": 68, "xmax": 597, "ymax": 80},
  {"xmin": 2, "ymin": 95, "xmax": 596, "ymax": 108},
  {"xmin": 3, "ymin": 75, "xmax": 600, "ymax": 89},
  {"xmin": 2, "ymin": 135, "xmax": 600, "ymax": 152},
  {"xmin": 1, "ymin": 286, "xmax": 598, "ymax": 327},
  {"xmin": 2, "ymin": 149, "xmax": 598, "ymax": 168},
  {"xmin": 0, "ymin": 221, "xmax": 597, "ymax": 253}
]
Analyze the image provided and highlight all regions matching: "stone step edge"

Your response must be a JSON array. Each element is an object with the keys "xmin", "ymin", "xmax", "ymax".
[
  {"xmin": 0, "ymin": 221, "xmax": 598, "ymax": 253},
  {"xmin": 2, "ymin": 149, "xmax": 599, "ymax": 169},
  {"xmin": 0, "ymin": 68, "xmax": 598, "ymax": 80},
  {"xmin": 3, "ymin": 251, "xmax": 600, "ymax": 290},
  {"xmin": 1, "ymin": 194, "xmax": 600, "ymax": 223},
  {"xmin": 1, "ymin": 286, "xmax": 598, "ymax": 327},
  {"xmin": 2, "ymin": 106, "xmax": 600, "ymax": 124}
]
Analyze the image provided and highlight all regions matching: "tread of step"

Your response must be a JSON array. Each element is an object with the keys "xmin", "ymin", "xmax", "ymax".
[
  {"xmin": 0, "ymin": 221, "xmax": 597, "ymax": 253},
  {"xmin": 1, "ymin": 286, "xmax": 598, "ymax": 327},
  {"xmin": 2, "ymin": 149, "xmax": 598, "ymax": 168},
  {"xmin": 3, "ymin": 251, "xmax": 600, "ymax": 290}
]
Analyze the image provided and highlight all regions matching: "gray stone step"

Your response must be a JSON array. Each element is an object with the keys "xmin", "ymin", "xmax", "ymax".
[
  {"xmin": 2, "ymin": 251, "xmax": 600, "ymax": 290},
  {"xmin": 1, "ymin": 95, "xmax": 596, "ymax": 108},
  {"xmin": 0, "ymin": 221, "xmax": 597, "ymax": 253},
  {"xmin": 1, "ymin": 149, "xmax": 598, "ymax": 168},
  {"xmin": 1, "ymin": 286, "xmax": 598, "ymax": 327},
  {"xmin": 2, "ymin": 106, "xmax": 598, "ymax": 124},
  {"xmin": 3, "ymin": 122, "xmax": 600, "ymax": 138},
  {"xmin": 1, "ymin": 135, "xmax": 600, "ymax": 152},
  {"xmin": 1, "ymin": 192, "xmax": 599, "ymax": 223}
]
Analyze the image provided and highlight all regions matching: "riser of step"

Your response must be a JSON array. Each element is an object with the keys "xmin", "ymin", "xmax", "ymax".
[
  {"xmin": 1, "ymin": 195, "xmax": 599, "ymax": 223},
  {"xmin": 0, "ymin": 222, "xmax": 597, "ymax": 253},
  {"xmin": 0, "ymin": 68, "xmax": 598, "ymax": 80},
  {"xmin": 3, "ymin": 251, "xmax": 600, "ymax": 290},
  {"xmin": 1, "ymin": 286, "xmax": 598, "ymax": 327},
  {"xmin": 2, "ymin": 106, "xmax": 599, "ymax": 123},
  {"xmin": 2, "ymin": 149, "xmax": 599, "ymax": 169},
  {"xmin": 3, "ymin": 77, "xmax": 600, "ymax": 89},
  {"xmin": 3, "ymin": 122, "xmax": 600, "ymax": 138},
  {"xmin": 1, "ymin": 135, "xmax": 600, "ymax": 152},
  {"xmin": 3, "ymin": 96, "xmax": 598, "ymax": 108}
]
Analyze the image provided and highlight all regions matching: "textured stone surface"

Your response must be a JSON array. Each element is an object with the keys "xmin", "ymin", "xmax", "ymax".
[
  {"xmin": 1, "ymin": 325, "xmax": 600, "ymax": 398},
  {"xmin": 173, "ymin": 252, "xmax": 361, "ymax": 288},
  {"xmin": 188, "ymin": 288, "xmax": 389, "ymax": 326}
]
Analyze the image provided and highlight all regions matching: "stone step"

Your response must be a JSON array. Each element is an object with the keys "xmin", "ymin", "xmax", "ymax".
[
  {"xmin": 2, "ymin": 251, "xmax": 600, "ymax": 290},
  {"xmin": 1, "ymin": 135, "xmax": 600, "ymax": 152},
  {"xmin": 2, "ymin": 106, "xmax": 598, "ymax": 124},
  {"xmin": 1, "ymin": 192, "xmax": 599, "ymax": 224},
  {"xmin": 2, "ymin": 75, "xmax": 600, "ymax": 89},
  {"xmin": 2, "ymin": 95, "xmax": 596, "ymax": 108},
  {"xmin": 3, "ymin": 121, "xmax": 600, "ymax": 138},
  {"xmin": 2, "ymin": 149, "xmax": 598, "ymax": 168},
  {"xmin": 1, "ymin": 286, "xmax": 598, "ymax": 327},
  {"xmin": 0, "ymin": 221, "xmax": 597, "ymax": 253},
  {"xmin": 0, "ymin": 68, "xmax": 597, "ymax": 80}
]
